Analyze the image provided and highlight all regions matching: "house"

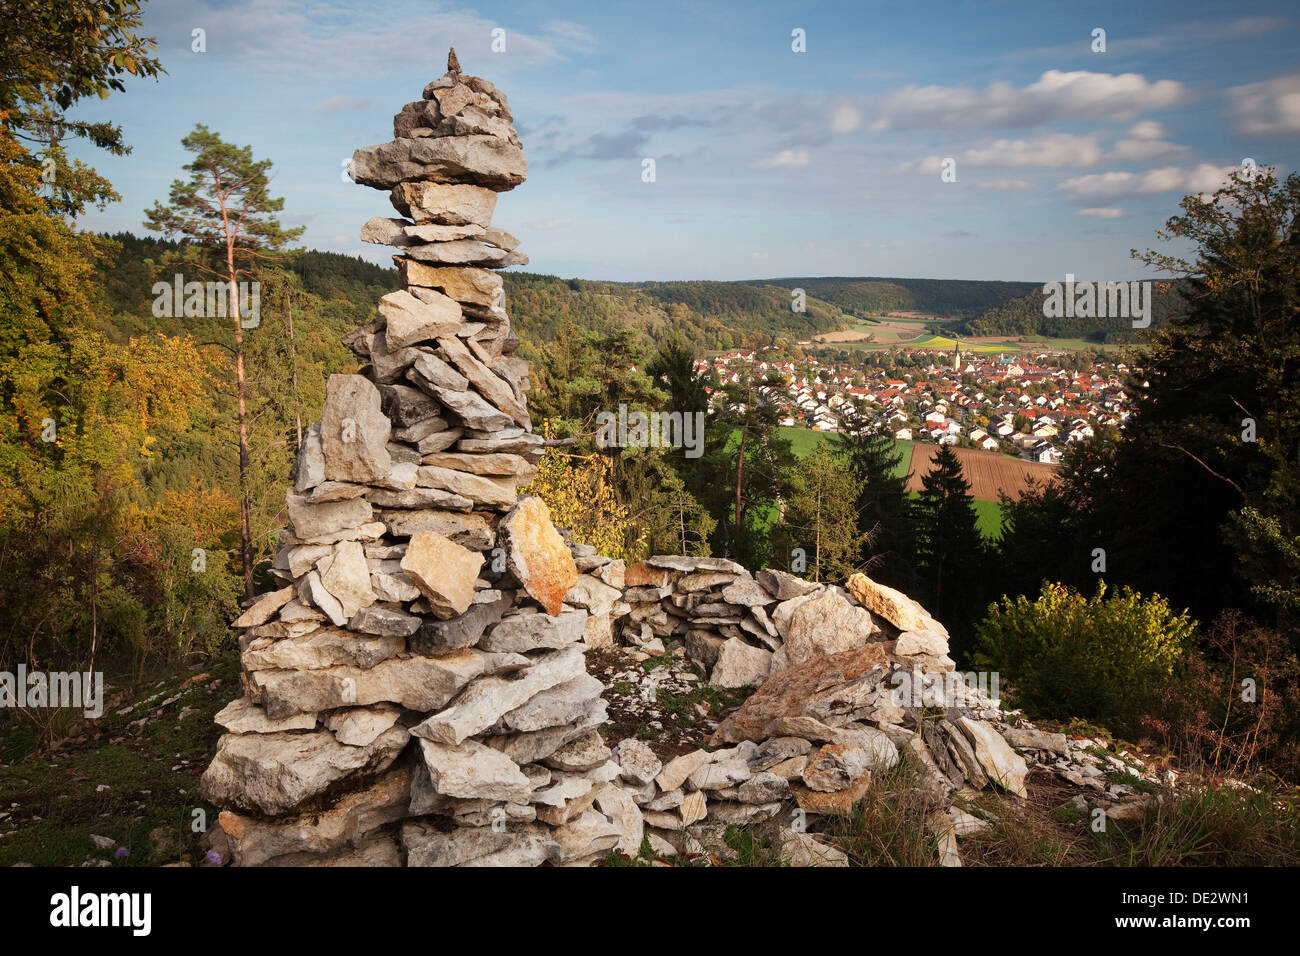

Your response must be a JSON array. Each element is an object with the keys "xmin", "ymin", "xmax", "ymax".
[
  {"xmin": 894, "ymin": 427, "xmax": 913, "ymax": 440},
  {"xmin": 1032, "ymin": 441, "xmax": 1062, "ymax": 464},
  {"xmin": 978, "ymin": 435, "xmax": 1000, "ymax": 452}
]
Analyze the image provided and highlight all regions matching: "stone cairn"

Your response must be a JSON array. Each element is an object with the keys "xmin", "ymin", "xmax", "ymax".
[{"xmin": 199, "ymin": 53, "xmax": 638, "ymax": 867}]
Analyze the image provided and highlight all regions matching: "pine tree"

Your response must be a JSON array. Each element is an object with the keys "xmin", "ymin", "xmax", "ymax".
[
  {"xmin": 912, "ymin": 444, "xmax": 986, "ymax": 659},
  {"xmin": 836, "ymin": 409, "xmax": 916, "ymax": 591},
  {"xmin": 143, "ymin": 127, "xmax": 304, "ymax": 599}
]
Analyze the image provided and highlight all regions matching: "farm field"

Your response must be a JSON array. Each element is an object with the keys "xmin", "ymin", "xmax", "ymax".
[
  {"xmin": 778, "ymin": 426, "xmax": 912, "ymax": 478},
  {"xmin": 905, "ymin": 443, "xmax": 1058, "ymax": 501},
  {"xmin": 809, "ymin": 316, "xmax": 1130, "ymax": 354},
  {"xmin": 778, "ymin": 426, "xmax": 1004, "ymax": 538}
]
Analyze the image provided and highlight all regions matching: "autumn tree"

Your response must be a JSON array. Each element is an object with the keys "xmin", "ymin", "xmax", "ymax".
[
  {"xmin": 1, "ymin": 0, "xmax": 164, "ymax": 217},
  {"xmin": 144, "ymin": 127, "xmax": 303, "ymax": 599}
]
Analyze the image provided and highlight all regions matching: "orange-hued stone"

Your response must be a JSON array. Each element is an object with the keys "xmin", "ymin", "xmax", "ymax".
[{"xmin": 498, "ymin": 497, "xmax": 577, "ymax": 616}]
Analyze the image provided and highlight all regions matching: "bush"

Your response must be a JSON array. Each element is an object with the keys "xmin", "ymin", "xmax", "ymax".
[
  {"xmin": 1140, "ymin": 611, "xmax": 1300, "ymax": 782},
  {"xmin": 974, "ymin": 581, "xmax": 1195, "ymax": 731}
]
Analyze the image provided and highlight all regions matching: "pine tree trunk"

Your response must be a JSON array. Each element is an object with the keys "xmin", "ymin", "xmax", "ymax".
[{"xmin": 227, "ymin": 250, "xmax": 254, "ymax": 602}]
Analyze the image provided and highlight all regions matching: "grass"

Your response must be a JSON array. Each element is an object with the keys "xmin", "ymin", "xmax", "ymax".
[{"xmin": 0, "ymin": 654, "xmax": 239, "ymax": 867}]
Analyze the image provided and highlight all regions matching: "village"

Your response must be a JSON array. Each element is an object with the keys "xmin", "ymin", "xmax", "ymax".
[{"xmin": 697, "ymin": 342, "xmax": 1141, "ymax": 464}]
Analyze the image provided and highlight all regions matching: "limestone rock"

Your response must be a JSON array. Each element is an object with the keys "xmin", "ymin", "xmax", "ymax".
[
  {"xmin": 710, "ymin": 643, "xmax": 895, "ymax": 745},
  {"xmin": 956, "ymin": 716, "xmax": 1029, "ymax": 797},
  {"xmin": 294, "ymin": 423, "xmax": 326, "ymax": 492},
  {"xmin": 287, "ymin": 492, "xmax": 373, "ymax": 540},
  {"xmin": 846, "ymin": 572, "xmax": 948, "ymax": 636},
  {"xmin": 416, "ymin": 736, "xmax": 531, "ymax": 802},
  {"xmin": 779, "ymin": 828, "xmax": 850, "ymax": 867},
  {"xmin": 324, "ymin": 704, "xmax": 402, "ymax": 747},
  {"xmin": 217, "ymin": 769, "xmax": 410, "ymax": 866},
  {"xmin": 411, "ymin": 645, "xmax": 585, "ymax": 745},
  {"xmin": 213, "ymin": 698, "xmax": 316, "ymax": 734},
  {"xmin": 320, "ymin": 374, "xmax": 392, "ymax": 483},
  {"xmin": 612, "ymin": 738, "xmax": 662, "ymax": 787},
  {"xmin": 351, "ymin": 134, "xmax": 527, "ymax": 191},
  {"xmin": 390, "ymin": 181, "xmax": 498, "ymax": 227},
  {"xmin": 498, "ymin": 497, "xmax": 577, "ymax": 616},
  {"xmin": 198, "ymin": 725, "xmax": 410, "ymax": 816},
  {"xmin": 377, "ymin": 288, "xmax": 462, "ymax": 349},
  {"xmin": 316, "ymin": 541, "xmax": 376, "ymax": 620},
  {"xmin": 252, "ymin": 649, "xmax": 523, "ymax": 717},
  {"xmin": 402, "ymin": 820, "xmax": 558, "ymax": 867},
  {"xmin": 232, "ymin": 586, "xmax": 295, "ymax": 628},
  {"xmin": 400, "ymin": 530, "xmax": 484, "ymax": 619},
  {"xmin": 710, "ymin": 637, "xmax": 773, "ymax": 689},
  {"xmin": 772, "ymin": 589, "xmax": 875, "ymax": 672}
]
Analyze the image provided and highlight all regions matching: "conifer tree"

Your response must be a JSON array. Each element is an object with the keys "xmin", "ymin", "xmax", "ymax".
[
  {"xmin": 913, "ymin": 444, "xmax": 986, "ymax": 658},
  {"xmin": 836, "ymin": 408, "xmax": 916, "ymax": 591},
  {"xmin": 143, "ymin": 127, "xmax": 303, "ymax": 599}
]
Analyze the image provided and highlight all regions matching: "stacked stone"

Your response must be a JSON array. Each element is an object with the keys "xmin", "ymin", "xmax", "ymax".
[
  {"xmin": 617, "ymin": 557, "xmax": 956, "ymax": 689},
  {"xmin": 198, "ymin": 54, "xmax": 640, "ymax": 868},
  {"xmin": 607, "ymin": 567, "xmax": 1021, "ymax": 863}
]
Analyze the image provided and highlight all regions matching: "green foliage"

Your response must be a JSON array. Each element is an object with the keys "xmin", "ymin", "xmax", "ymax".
[
  {"xmin": 974, "ymin": 581, "xmax": 1196, "ymax": 730},
  {"xmin": 960, "ymin": 282, "xmax": 1183, "ymax": 341},
  {"xmin": 777, "ymin": 441, "xmax": 866, "ymax": 582},
  {"xmin": 835, "ymin": 411, "xmax": 915, "ymax": 592},
  {"xmin": 0, "ymin": 0, "xmax": 165, "ymax": 217},
  {"xmin": 776, "ymin": 276, "xmax": 1039, "ymax": 319},
  {"xmin": 912, "ymin": 444, "xmax": 987, "ymax": 659}
]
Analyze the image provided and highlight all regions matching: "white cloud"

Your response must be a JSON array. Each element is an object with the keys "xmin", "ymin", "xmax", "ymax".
[
  {"xmin": 1078, "ymin": 207, "xmax": 1125, "ymax": 218},
  {"xmin": 542, "ymin": 20, "xmax": 598, "ymax": 51},
  {"xmin": 894, "ymin": 155, "xmax": 944, "ymax": 175},
  {"xmin": 754, "ymin": 149, "xmax": 811, "ymax": 169},
  {"xmin": 1228, "ymin": 72, "xmax": 1300, "ymax": 135},
  {"xmin": 527, "ymin": 217, "xmax": 574, "ymax": 229},
  {"xmin": 1108, "ymin": 137, "xmax": 1188, "ymax": 161},
  {"xmin": 1058, "ymin": 164, "xmax": 1236, "ymax": 203},
  {"xmin": 963, "ymin": 133, "xmax": 1103, "ymax": 167},
  {"xmin": 1127, "ymin": 121, "xmax": 1167, "ymax": 140},
  {"xmin": 976, "ymin": 178, "xmax": 1034, "ymax": 191},
  {"xmin": 830, "ymin": 104, "xmax": 862, "ymax": 134},
  {"xmin": 870, "ymin": 70, "xmax": 1189, "ymax": 132}
]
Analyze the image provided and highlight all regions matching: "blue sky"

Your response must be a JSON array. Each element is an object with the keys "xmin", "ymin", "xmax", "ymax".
[{"xmin": 70, "ymin": 0, "xmax": 1300, "ymax": 282}]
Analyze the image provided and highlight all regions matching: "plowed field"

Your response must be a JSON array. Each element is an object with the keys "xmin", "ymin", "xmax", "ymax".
[{"xmin": 905, "ymin": 444, "xmax": 1058, "ymax": 501}]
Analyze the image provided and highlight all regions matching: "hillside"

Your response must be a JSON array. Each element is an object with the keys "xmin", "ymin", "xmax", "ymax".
[
  {"xmin": 768, "ymin": 277, "xmax": 1041, "ymax": 319},
  {"xmin": 91, "ymin": 238, "xmax": 1059, "ymax": 359},
  {"xmin": 959, "ymin": 281, "xmax": 1189, "ymax": 342}
]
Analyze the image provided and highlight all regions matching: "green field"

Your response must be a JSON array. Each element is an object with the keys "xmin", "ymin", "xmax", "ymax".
[
  {"xmin": 780, "ymin": 426, "xmax": 1002, "ymax": 538},
  {"xmin": 817, "ymin": 317, "xmax": 1129, "ymax": 355}
]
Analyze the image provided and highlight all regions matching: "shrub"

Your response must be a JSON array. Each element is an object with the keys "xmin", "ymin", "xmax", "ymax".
[
  {"xmin": 974, "ymin": 581, "xmax": 1195, "ymax": 731},
  {"xmin": 1141, "ymin": 611, "xmax": 1300, "ymax": 782}
]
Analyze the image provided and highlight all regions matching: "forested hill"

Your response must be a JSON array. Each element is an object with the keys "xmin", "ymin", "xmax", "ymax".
[
  {"xmin": 958, "ymin": 280, "xmax": 1189, "ymax": 342},
  {"xmin": 766, "ymin": 276, "xmax": 1041, "ymax": 319},
  {"xmin": 94, "ymin": 234, "xmax": 1157, "ymax": 354}
]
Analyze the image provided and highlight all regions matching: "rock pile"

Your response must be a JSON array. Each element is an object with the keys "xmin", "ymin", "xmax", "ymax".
[
  {"xmin": 602, "ymin": 562, "xmax": 1025, "ymax": 860},
  {"xmin": 199, "ymin": 53, "xmax": 637, "ymax": 867},
  {"xmin": 616, "ymin": 560, "xmax": 956, "ymax": 688}
]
